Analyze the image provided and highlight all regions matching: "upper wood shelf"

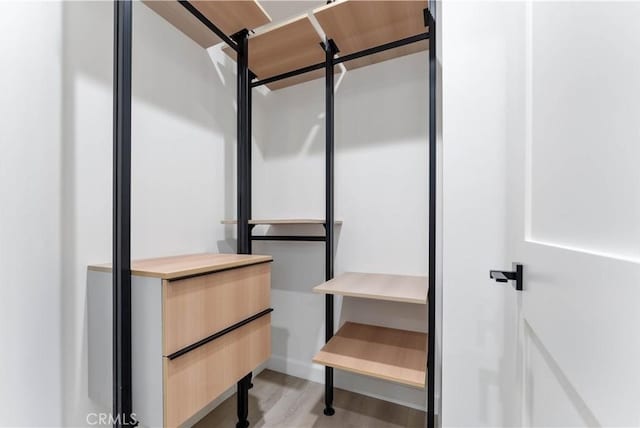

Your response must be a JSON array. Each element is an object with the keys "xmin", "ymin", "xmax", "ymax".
[
  {"xmin": 143, "ymin": 1, "xmax": 221, "ymax": 48},
  {"xmin": 191, "ymin": 0, "xmax": 271, "ymax": 37},
  {"xmin": 313, "ymin": 321, "xmax": 427, "ymax": 389},
  {"xmin": 88, "ymin": 253, "xmax": 272, "ymax": 280},
  {"xmin": 221, "ymin": 219, "xmax": 343, "ymax": 225},
  {"xmin": 314, "ymin": 0, "xmax": 429, "ymax": 71},
  {"xmin": 146, "ymin": 1, "xmax": 429, "ymax": 88},
  {"xmin": 223, "ymin": 15, "xmax": 325, "ymax": 91},
  {"xmin": 143, "ymin": 1, "xmax": 270, "ymax": 49},
  {"xmin": 313, "ymin": 272, "xmax": 427, "ymax": 304}
]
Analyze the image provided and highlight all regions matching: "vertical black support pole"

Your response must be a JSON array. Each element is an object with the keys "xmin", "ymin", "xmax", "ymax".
[
  {"xmin": 113, "ymin": 1, "xmax": 133, "ymax": 427},
  {"xmin": 247, "ymin": 71, "xmax": 254, "ymax": 255},
  {"xmin": 323, "ymin": 39, "xmax": 337, "ymax": 417},
  {"xmin": 233, "ymin": 29, "xmax": 252, "ymax": 428},
  {"xmin": 235, "ymin": 29, "xmax": 251, "ymax": 256},
  {"xmin": 236, "ymin": 373, "xmax": 251, "ymax": 428},
  {"xmin": 427, "ymin": 7, "xmax": 437, "ymax": 428}
]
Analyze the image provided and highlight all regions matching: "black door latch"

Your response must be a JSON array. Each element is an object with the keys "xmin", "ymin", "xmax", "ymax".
[{"xmin": 490, "ymin": 263, "xmax": 523, "ymax": 291}]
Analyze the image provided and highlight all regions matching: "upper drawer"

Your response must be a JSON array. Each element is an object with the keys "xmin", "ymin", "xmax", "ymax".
[{"xmin": 163, "ymin": 262, "xmax": 271, "ymax": 355}]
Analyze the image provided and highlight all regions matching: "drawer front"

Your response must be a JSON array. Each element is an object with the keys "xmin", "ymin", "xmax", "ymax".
[
  {"xmin": 163, "ymin": 314, "xmax": 271, "ymax": 428},
  {"xmin": 163, "ymin": 262, "xmax": 270, "ymax": 355}
]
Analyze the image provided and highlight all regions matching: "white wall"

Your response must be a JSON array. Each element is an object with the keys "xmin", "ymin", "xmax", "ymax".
[
  {"xmin": 60, "ymin": 2, "xmax": 236, "ymax": 425},
  {"xmin": 0, "ymin": 2, "xmax": 63, "ymax": 426},
  {"xmin": 249, "ymin": 51, "xmax": 430, "ymax": 409},
  {"xmin": 441, "ymin": 1, "xmax": 521, "ymax": 426},
  {"xmin": 1, "ymin": 1, "xmax": 236, "ymax": 426}
]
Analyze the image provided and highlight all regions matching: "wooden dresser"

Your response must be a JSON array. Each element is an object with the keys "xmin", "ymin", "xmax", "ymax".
[{"xmin": 88, "ymin": 253, "xmax": 273, "ymax": 427}]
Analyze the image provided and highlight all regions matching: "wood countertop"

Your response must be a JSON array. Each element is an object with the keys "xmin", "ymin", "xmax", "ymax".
[{"xmin": 88, "ymin": 253, "xmax": 273, "ymax": 280}]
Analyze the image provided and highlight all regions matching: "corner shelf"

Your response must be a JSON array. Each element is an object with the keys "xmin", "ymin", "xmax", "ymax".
[
  {"xmin": 142, "ymin": 1, "xmax": 221, "ymax": 48},
  {"xmin": 221, "ymin": 219, "xmax": 343, "ymax": 225},
  {"xmin": 222, "ymin": 15, "xmax": 325, "ymax": 90},
  {"xmin": 143, "ymin": 0, "xmax": 271, "ymax": 49},
  {"xmin": 313, "ymin": 272, "xmax": 427, "ymax": 304},
  {"xmin": 313, "ymin": 0, "xmax": 429, "ymax": 70},
  {"xmin": 313, "ymin": 322, "xmax": 427, "ymax": 389},
  {"xmin": 190, "ymin": 0, "xmax": 271, "ymax": 36}
]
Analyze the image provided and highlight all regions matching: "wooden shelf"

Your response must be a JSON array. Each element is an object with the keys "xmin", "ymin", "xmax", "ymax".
[
  {"xmin": 88, "ymin": 253, "xmax": 272, "ymax": 280},
  {"xmin": 313, "ymin": 272, "xmax": 427, "ymax": 304},
  {"xmin": 143, "ymin": 1, "xmax": 221, "ymax": 48},
  {"xmin": 314, "ymin": 0, "xmax": 429, "ymax": 70},
  {"xmin": 344, "ymin": 40, "xmax": 429, "ymax": 71},
  {"xmin": 223, "ymin": 15, "xmax": 325, "ymax": 90},
  {"xmin": 221, "ymin": 219, "xmax": 343, "ymax": 225},
  {"xmin": 313, "ymin": 322, "xmax": 427, "ymax": 389},
  {"xmin": 190, "ymin": 0, "xmax": 271, "ymax": 36}
]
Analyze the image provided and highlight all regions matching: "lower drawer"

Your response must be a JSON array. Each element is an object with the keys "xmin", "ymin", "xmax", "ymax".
[{"xmin": 163, "ymin": 314, "xmax": 271, "ymax": 428}]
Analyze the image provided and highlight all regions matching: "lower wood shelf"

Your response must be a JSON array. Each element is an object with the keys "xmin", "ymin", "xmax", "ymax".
[
  {"xmin": 312, "ymin": 322, "xmax": 427, "ymax": 389},
  {"xmin": 313, "ymin": 272, "xmax": 428, "ymax": 304}
]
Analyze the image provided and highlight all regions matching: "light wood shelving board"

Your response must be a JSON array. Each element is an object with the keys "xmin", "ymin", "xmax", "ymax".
[
  {"xmin": 221, "ymin": 219, "xmax": 343, "ymax": 225},
  {"xmin": 344, "ymin": 39, "xmax": 429, "ymax": 71},
  {"xmin": 190, "ymin": 0, "xmax": 272, "ymax": 36},
  {"xmin": 223, "ymin": 15, "xmax": 325, "ymax": 90},
  {"xmin": 314, "ymin": 0, "xmax": 429, "ymax": 70},
  {"xmin": 88, "ymin": 253, "xmax": 272, "ymax": 280},
  {"xmin": 313, "ymin": 272, "xmax": 427, "ymax": 304},
  {"xmin": 142, "ymin": 1, "xmax": 222, "ymax": 48},
  {"xmin": 264, "ymin": 68, "xmax": 325, "ymax": 91},
  {"xmin": 313, "ymin": 322, "xmax": 427, "ymax": 389}
]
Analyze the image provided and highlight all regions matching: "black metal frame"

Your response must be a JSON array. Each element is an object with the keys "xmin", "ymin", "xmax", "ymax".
[
  {"xmin": 113, "ymin": 1, "xmax": 437, "ymax": 428},
  {"xmin": 427, "ymin": 7, "xmax": 437, "ymax": 428},
  {"xmin": 323, "ymin": 38, "xmax": 338, "ymax": 417},
  {"xmin": 113, "ymin": 1, "xmax": 133, "ymax": 427},
  {"xmin": 251, "ymin": 235, "xmax": 326, "ymax": 242},
  {"xmin": 251, "ymin": 31, "xmax": 429, "ymax": 88},
  {"xmin": 232, "ymin": 27, "xmax": 254, "ymax": 428},
  {"xmin": 235, "ymin": 29, "xmax": 251, "ymax": 257}
]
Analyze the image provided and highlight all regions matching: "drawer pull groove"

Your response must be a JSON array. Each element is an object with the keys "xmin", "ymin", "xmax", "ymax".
[{"xmin": 167, "ymin": 308, "xmax": 273, "ymax": 360}]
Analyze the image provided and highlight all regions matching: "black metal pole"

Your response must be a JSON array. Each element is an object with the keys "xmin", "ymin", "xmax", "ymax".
[
  {"xmin": 247, "ymin": 71, "xmax": 255, "ymax": 388},
  {"xmin": 113, "ymin": 1, "xmax": 133, "ymax": 427},
  {"xmin": 236, "ymin": 373, "xmax": 252, "ymax": 428},
  {"xmin": 323, "ymin": 39, "xmax": 337, "ymax": 417},
  {"xmin": 426, "ymin": 6, "xmax": 437, "ymax": 428},
  {"xmin": 233, "ymin": 28, "xmax": 252, "ymax": 428},
  {"xmin": 247, "ymin": 71, "xmax": 254, "ymax": 255},
  {"xmin": 235, "ymin": 29, "xmax": 251, "ymax": 256}
]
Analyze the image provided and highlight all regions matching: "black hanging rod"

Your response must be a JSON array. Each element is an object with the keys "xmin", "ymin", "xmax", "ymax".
[
  {"xmin": 167, "ymin": 308, "xmax": 274, "ymax": 360},
  {"xmin": 251, "ymin": 235, "xmax": 326, "ymax": 242},
  {"xmin": 251, "ymin": 61, "xmax": 326, "ymax": 88},
  {"xmin": 251, "ymin": 31, "xmax": 430, "ymax": 88},
  {"xmin": 334, "ymin": 32, "xmax": 430, "ymax": 65},
  {"xmin": 178, "ymin": 0, "xmax": 239, "ymax": 53}
]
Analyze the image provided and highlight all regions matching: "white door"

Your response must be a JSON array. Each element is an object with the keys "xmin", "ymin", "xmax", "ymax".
[
  {"xmin": 440, "ymin": 1, "xmax": 640, "ymax": 427},
  {"xmin": 507, "ymin": 2, "xmax": 640, "ymax": 426}
]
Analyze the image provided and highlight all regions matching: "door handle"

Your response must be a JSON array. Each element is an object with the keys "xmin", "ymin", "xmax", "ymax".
[{"xmin": 490, "ymin": 263, "xmax": 523, "ymax": 291}]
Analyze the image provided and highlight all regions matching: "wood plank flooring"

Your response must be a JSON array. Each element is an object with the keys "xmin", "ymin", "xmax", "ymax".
[{"xmin": 194, "ymin": 370, "xmax": 426, "ymax": 428}]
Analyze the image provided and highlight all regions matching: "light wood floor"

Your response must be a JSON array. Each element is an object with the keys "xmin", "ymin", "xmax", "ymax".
[{"xmin": 194, "ymin": 370, "xmax": 426, "ymax": 428}]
